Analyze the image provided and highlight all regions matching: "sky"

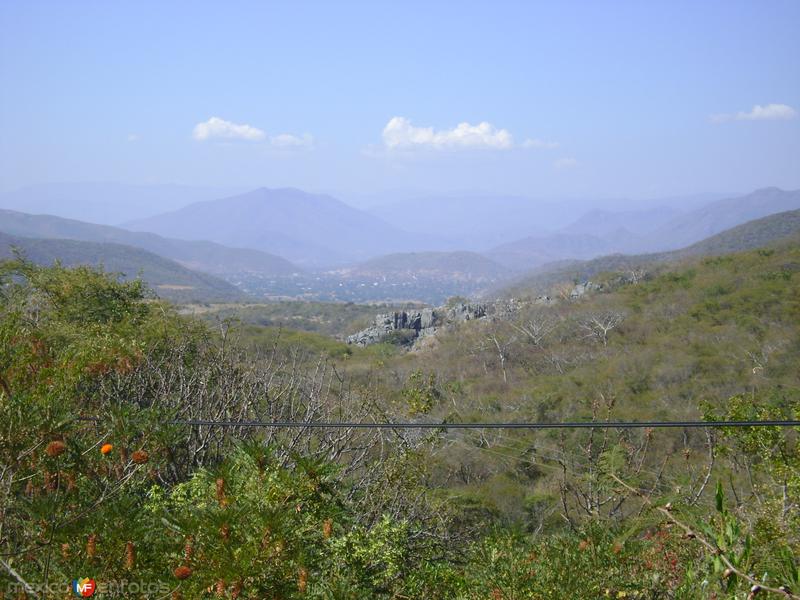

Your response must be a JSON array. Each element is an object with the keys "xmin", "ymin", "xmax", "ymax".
[{"xmin": 1, "ymin": 0, "xmax": 799, "ymax": 200}]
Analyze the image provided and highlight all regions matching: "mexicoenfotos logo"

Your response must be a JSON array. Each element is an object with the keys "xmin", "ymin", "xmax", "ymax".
[{"xmin": 72, "ymin": 577, "xmax": 96, "ymax": 597}]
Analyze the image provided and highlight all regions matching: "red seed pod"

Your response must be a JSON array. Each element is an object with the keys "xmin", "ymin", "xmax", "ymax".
[
  {"xmin": 45, "ymin": 440, "xmax": 66, "ymax": 458},
  {"xmin": 322, "ymin": 518, "xmax": 333, "ymax": 539},
  {"xmin": 86, "ymin": 534, "xmax": 97, "ymax": 559},
  {"xmin": 174, "ymin": 565, "xmax": 192, "ymax": 580},
  {"xmin": 231, "ymin": 579, "xmax": 242, "ymax": 599},
  {"xmin": 215, "ymin": 579, "xmax": 226, "ymax": 596},
  {"xmin": 61, "ymin": 543, "xmax": 70, "ymax": 559},
  {"xmin": 131, "ymin": 450, "xmax": 149, "ymax": 465},
  {"xmin": 125, "ymin": 541, "xmax": 135, "ymax": 570},
  {"xmin": 297, "ymin": 568, "xmax": 308, "ymax": 593},
  {"xmin": 216, "ymin": 478, "xmax": 227, "ymax": 506}
]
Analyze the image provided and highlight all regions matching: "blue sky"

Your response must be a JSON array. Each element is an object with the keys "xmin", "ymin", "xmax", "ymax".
[{"xmin": 1, "ymin": 1, "xmax": 798, "ymax": 199}]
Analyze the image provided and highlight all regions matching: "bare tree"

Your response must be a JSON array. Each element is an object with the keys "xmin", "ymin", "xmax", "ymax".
[
  {"xmin": 478, "ymin": 322, "xmax": 517, "ymax": 384},
  {"xmin": 510, "ymin": 310, "xmax": 557, "ymax": 348},
  {"xmin": 579, "ymin": 311, "xmax": 625, "ymax": 346}
]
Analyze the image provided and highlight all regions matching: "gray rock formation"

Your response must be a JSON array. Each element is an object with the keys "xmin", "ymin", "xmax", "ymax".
[
  {"xmin": 346, "ymin": 302, "xmax": 486, "ymax": 347},
  {"xmin": 569, "ymin": 281, "xmax": 603, "ymax": 299}
]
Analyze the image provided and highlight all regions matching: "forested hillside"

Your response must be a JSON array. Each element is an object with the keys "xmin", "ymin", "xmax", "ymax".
[{"xmin": 1, "ymin": 239, "xmax": 798, "ymax": 597}]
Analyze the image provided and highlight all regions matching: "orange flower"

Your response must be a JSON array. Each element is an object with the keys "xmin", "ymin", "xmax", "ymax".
[
  {"xmin": 174, "ymin": 565, "xmax": 192, "ymax": 580},
  {"xmin": 131, "ymin": 450, "xmax": 149, "ymax": 465},
  {"xmin": 100, "ymin": 444, "xmax": 113, "ymax": 455},
  {"xmin": 45, "ymin": 440, "xmax": 66, "ymax": 457}
]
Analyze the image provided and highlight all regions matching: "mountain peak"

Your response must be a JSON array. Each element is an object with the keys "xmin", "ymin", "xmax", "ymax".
[{"xmin": 751, "ymin": 186, "xmax": 785, "ymax": 195}]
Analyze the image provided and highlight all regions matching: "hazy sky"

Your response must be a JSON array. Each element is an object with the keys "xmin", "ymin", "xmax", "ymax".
[{"xmin": 1, "ymin": 1, "xmax": 798, "ymax": 198}]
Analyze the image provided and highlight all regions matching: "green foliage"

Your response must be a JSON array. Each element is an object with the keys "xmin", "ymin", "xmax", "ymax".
[
  {"xmin": 3, "ymin": 243, "xmax": 800, "ymax": 598},
  {"xmin": 401, "ymin": 370, "xmax": 441, "ymax": 415}
]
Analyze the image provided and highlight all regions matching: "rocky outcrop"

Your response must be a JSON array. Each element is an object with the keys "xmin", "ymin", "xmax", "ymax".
[
  {"xmin": 570, "ymin": 281, "xmax": 600, "ymax": 298},
  {"xmin": 346, "ymin": 302, "xmax": 487, "ymax": 347}
]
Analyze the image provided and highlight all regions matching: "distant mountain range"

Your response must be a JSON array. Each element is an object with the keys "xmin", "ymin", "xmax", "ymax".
[
  {"xmin": 561, "ymin": 206, "xmax": 682, "ymax": 237},
  {"xmin": 0, "ymin": 209, "xmax": 299, "ymax": 276},
  {"xmin": 0, "ymin": 232, "xmax": 244, "ymax": 302},
  {"xmin": 500, "ymin": 207, "xmax": 800, "ymax": 296},
  {"xmin": 483, "ymin": 188, "xmax": 800, "ymax": 271},
  {"xmin": 125, "ymin": 187, "xmax": 440, "ymax": 267},
  {"xmin": 0, "ymin": 182, "xmax": 243, "ymax": 225},
  {"xmin": 486, "ymin": 232, "xmax": 616, "ymax": 271},
  {"xmin": 641, "ymin": 187, "xmax": 800, "ymax": 252},
  {"xmin": 366, "ymin": 192, "xmax": 729, "ymax": 251},
  {"xmin": 3, "ymin": 184, "xmax": 799, "ymax": 304}
]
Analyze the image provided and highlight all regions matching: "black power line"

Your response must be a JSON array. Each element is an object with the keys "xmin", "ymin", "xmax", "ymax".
[{"xmin": 75, "ymin": 417, "xmax": 800, "ymax": 429}]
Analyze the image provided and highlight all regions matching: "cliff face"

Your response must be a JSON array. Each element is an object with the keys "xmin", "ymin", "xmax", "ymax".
[{"xmin": 346, "ymin": 303, "xmax": 487, "ymax": 347}]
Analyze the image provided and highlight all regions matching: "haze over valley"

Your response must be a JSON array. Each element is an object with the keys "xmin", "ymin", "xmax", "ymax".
[{"xmin": 2, "ymin": 184, "xmax": 799, "ymax": 303}]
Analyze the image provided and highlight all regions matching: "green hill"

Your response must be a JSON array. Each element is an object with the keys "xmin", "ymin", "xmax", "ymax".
[{"xmin": 0, "ymin": 232, "xmax": 245, "ymax": 302}]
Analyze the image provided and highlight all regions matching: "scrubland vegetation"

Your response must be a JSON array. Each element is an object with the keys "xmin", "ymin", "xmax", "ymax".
[{"xmin": 1, "ymin": 240, "xmax": 799, "ymax": 598}]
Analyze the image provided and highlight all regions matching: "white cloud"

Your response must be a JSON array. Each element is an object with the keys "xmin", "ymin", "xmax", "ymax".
[
  {"xmin": 522, "ymin": 138, "xmax": 559, "ymax": 149},
  {"xmin": 554, "ymin": 157, "xmax": 578, "ymax": 169},
  {"xmin": 193, "ymin": 116, "xmax": 266, "ymax": 141},
  {"xmin": 382, "ymin": 116, "xmax": 514, "ymax": 150},
  {"xmin": 270, "ymin": 133, "xmax": 313, "ymax": 148},
  {"xmin": 711, "ymin": 103, "xmax": 797, "ymax": 123}
]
